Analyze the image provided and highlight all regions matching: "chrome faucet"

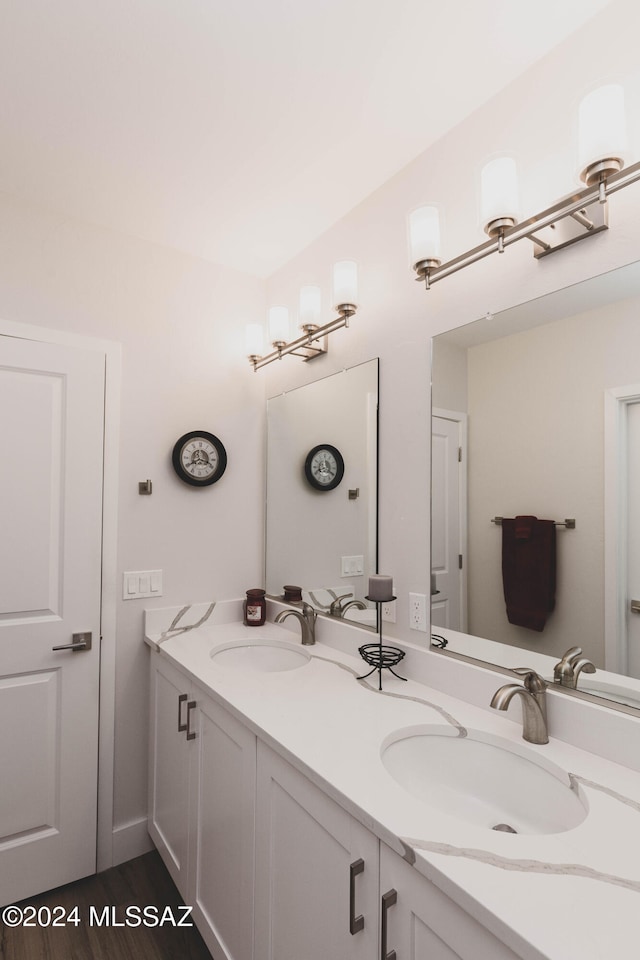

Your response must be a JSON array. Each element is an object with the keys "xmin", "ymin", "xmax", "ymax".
[
  {"xmin": 490, "ymin": 669, "xmax": 549, "ymax": 744},
  {"xmin": 275, "ymin": 602, "xmax": 317, "ymax": 645},
  {"xmin": 329, "ymin": 595, "xmax": 366, "ymax": 618},
  {"xmin": 553, "ymin": 646, "xmax": 596, "ymax": 689}
]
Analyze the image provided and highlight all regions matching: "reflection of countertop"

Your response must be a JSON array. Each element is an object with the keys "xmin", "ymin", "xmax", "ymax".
[
  {"xmin": 146, "ymin": 601, "xmax": 640, "ymax": 960},
  {"xmin": 437, "ymin": 626, "xmax": 640, "ymax": 708}
]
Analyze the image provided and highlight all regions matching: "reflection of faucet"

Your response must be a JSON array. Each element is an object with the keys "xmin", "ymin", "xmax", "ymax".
[
  {"xmin": 342, "ymin": 600, "xmax": 367, "ymax": 617},
  {"xmin": 329, "ymin": 595, "xmax": 366, "ymax": 618},
  {"xmin": 553, "ymin": 646, "xmax": 596, "ymax": 689},
  {"xmin": 490, "ymin": 669, "xmax": 549, "ymax": 744},
  {"xmin": 275, "ymin": 602, "xmax": 317, "ymax": 645}
]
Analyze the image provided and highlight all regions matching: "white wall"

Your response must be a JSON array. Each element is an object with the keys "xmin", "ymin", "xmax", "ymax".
[
  {"xmin": 264, "ymin": 0, "xmax": 640, "ymax": 640},
  {"xmin": 0, "ymin": 191, "xmax": 266, "ymax": 850}
]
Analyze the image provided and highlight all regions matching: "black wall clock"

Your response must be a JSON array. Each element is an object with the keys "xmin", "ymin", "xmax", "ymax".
[
  {"xmin": 304, "ymin": 444, "xmax": 344, "ymax": 491},
  {"xmin": 172, "ymin": 431, "xmax": 227, "ymax": 486}
]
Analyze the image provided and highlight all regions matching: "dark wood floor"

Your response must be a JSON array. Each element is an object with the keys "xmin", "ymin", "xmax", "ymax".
[{"xmin": 0, "ymin": 851, "xmax": 213, "ymax": 960}]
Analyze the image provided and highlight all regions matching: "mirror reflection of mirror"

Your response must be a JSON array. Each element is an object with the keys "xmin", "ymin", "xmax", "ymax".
[
  {"xmin": 266, "ymin": 358, "xmax": 378, "ymax": 629},
  {"xmin": 431, "ymin": 260, "xmax": 640, "ymax": 711}
]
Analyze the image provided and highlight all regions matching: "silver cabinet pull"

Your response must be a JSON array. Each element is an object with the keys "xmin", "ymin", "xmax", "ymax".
[
  {"xmin": 381, "ymin": 888, "xmax": 397, "ymax": 960},
  {"xmin": 631, "ymin": 600, "xmax": 640, "ymax": 614},
  {"xmin": 349, "ymin": 858, "xmax": 365, "ymax": 934},
  {"xmin": 52, "ymin": 631, "xmax": 92, "ymax": 652},
  {"xmin": 186, "ymin": 700, "xmax": 197, "ymax": 740},
  {"xmin": 178, "ymin": 693, "xmax": 188, "ymax": 732}
]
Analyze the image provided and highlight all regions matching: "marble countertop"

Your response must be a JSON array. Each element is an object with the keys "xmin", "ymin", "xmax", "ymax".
[{"xmin": 145, "ymin": 601, "xmax": 640, "ymax": 960}]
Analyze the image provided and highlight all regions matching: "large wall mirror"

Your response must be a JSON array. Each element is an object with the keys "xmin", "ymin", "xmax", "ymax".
[
  {"xmin": 431, "ymin": 260, "xmax": 640, "ymax": 711},
  {"xmin": 266, "ymin": 358, "xmax": 378, "ymax": 628}
]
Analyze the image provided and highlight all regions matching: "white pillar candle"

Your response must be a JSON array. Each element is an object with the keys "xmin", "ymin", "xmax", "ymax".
[{"xmin": 368, "ymin": 575, "xmax": 393, "ymax": 602}]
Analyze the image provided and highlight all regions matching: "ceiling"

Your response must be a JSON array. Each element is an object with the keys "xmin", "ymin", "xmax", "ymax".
[{"xmin": 0, "ymin": 0, "xmax": 614, "ymax": 278}]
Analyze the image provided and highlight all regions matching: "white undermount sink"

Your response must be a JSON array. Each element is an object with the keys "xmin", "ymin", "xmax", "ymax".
[
  {"xmin": 381, "ymin": 725, "xmax": 588, "ymax": 835},
  {"xmin": 210, "ymin": 638, "xmax": 311, "ymax": 673}
]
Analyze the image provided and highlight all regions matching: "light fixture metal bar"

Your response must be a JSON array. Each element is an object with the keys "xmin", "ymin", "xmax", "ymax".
[
  {"xmin": 251, "ymin": 314, "xmax": 349, "ymax": 371},
  {"xmin": 423, "ymin": 159, "xmax": 640, "ymax": 286}
]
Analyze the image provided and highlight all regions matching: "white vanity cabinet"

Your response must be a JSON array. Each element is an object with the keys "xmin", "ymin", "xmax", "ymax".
[
  {"xmin": 148, "ymin": 653, "xmax": 256, "ymax": 960},
  {"xmin": 379, "ymin": 843, "xmax": 520, "ymax": 960},
  {"xmin": 254, "ymin": 742, "xmax": 379, "ymax": 960},
  {"xmin": 149, "ymin": 651, "xmax": 522, "ymax": 960},
  {"xmin": 148, "ymin": 654, "xmax": 192, "ymax": 891},
  {"xmin": 253, "ymin": 742, "xmax": 521, "ymax": 960}
]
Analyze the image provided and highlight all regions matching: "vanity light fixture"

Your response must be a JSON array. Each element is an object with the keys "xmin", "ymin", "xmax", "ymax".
[
  {"xmin": 247, "ymin": 262, "xmax": 358, "ymax": 371},
  {"xmin": 410, "ymin": 84, "xmax": 640, "ymax": 289}
]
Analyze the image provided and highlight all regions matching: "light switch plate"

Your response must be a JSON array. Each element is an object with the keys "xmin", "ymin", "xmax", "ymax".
[
  {"xmin": 340, "ymin": 555, "xmax": 364, "ymax": 577},
  {"xmin": 123, "ymin": 570, "xmax": 163, "ymax": 600}
]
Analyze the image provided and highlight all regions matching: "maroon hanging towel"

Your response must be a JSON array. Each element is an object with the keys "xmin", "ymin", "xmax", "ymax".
[{"xmin": 501, "ymin": 516, "xmax": 556, "ymax": 631}]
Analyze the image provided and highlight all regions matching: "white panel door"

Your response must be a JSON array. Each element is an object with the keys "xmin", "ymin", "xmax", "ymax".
[
  {"xmin": 0, "ymin": 335, "xmax": 104, "ymax": 906},
  {"xmin": 431, "ymin": 413, "xmax": 466, "ymax": 631}
]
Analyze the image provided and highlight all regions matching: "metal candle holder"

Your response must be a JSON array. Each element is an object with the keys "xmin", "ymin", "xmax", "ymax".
[{"xmin": 357, "ymin": 597, "xmax": 407, "ymax": 691}]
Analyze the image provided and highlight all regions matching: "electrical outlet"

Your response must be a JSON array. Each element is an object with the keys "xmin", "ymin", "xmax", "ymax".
[
  {"xmin": 409, "ymin": 592, "xmax": 428, "ymax": 632},
  {"xmin": 381, "ymin": 600, "xmax": 396, "ymax": 623}
]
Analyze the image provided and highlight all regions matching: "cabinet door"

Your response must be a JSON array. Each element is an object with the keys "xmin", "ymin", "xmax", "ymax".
[
  {"xmin": 189, "ymin": 689, "xmax": 256, "ymax": 960},
  {"xmin": 380, "ymin": 844, "xmax": 520, "ymax": 960},
  {"xmin": 148, "ymin": 655, "xmax": 192, "ymax": 894},
  {"xmin": 255, "ymin": 743, "xmax": 378, "ymax": 960}
]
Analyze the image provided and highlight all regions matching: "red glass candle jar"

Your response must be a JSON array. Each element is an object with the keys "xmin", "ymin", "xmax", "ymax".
[{"xmin": 244, "ymin": 588, "xmax": 266, "ymax": 626}]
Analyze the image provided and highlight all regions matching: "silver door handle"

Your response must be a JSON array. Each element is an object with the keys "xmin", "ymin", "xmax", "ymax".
[
  {"xmin": 52, "ymin": 632, "xmax": 92, "ymax": 652},
  {"xmin": 631, "ymin": 600, "xmax": 640, "ymax": 614}
]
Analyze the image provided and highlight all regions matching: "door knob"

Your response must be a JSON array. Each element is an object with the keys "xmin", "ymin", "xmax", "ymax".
[
  {"xmin": 631, "ymin": 600, "xmax": 640, "ymax": 614},
  {"xmin": 52, "ymin": 632, "xmax": 92, "ymax": 652}
]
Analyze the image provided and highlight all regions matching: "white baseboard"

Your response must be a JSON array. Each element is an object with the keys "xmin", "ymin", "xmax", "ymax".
[{"xmin": 111, "ymin": 816, "xmax": 154, "ymax": 867}]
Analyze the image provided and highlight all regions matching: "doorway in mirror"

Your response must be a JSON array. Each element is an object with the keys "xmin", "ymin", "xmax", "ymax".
[{"xmin": 431, "ymin": 409, "xmax": 466, "ymax": 632}]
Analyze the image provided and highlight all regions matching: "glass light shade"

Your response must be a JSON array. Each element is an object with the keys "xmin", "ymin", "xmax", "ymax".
[
  {"xmin": 269, "ymin": 306, "xmax": 290, "ymax": 344},
  {"xmin": 332, "ymin": 260, "xmax": 358, "ymax": 308},
  {"xmin": 480, "ymin": 156, "xmax": 519, "ymax": 230},
  {"xmin": 299, "ymin": 285, "xmax": 321, "ymax": 328},
  {"xmin": 578, "ymin": 84, "xmax": 627, "ymax": 175},
  {"xmin": 245, "ymin": 322, "xmax": 264, "ymax": 357},
  {"xmin": 409, "ymin": 206, "xmax": 441, "ymax": 264}
]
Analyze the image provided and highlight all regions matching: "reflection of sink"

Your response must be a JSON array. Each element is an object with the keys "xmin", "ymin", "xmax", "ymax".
[
  {"xmin": 576, "ymin": 679, "xmax": 640, "ymax": 708},
  {"xmin": 381, "ymin": 726, "xmax": 588, "ymax": 835},
  {"xmin": 210, "ymin": 638, "xmax": 311, "ymax": 673},
  {"xmin": 544, "ymin": 676, "xmax": 640, "ymax": 708}
]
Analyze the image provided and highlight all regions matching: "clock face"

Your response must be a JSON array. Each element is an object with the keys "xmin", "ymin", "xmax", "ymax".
[
  {"xmin": 172, "ymin": 431, "xmax": 227, "ymax": 486},
  {"xmin": 304, "ymin": 444, "xmax": 344, "ymax": 491}
]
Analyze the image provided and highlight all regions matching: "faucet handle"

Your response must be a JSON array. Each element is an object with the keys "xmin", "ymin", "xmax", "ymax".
[
  {"xmin": 302, "ymin": 601, "xmax": 317, "ymax": 621},
  {"xmin": 560, "ymin": 645, "xmax": 582, "ymax": 664},
  {"xmin": 511, "ymin": 668, "xmax": 547, "ymax": 694},
  {"xmin": 553, "ymin": 646, "xmax": 583, "ymax": 682},
  {"xmin": 329, "ymin": 594, "xmax": 351, "ymax": 616}
]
